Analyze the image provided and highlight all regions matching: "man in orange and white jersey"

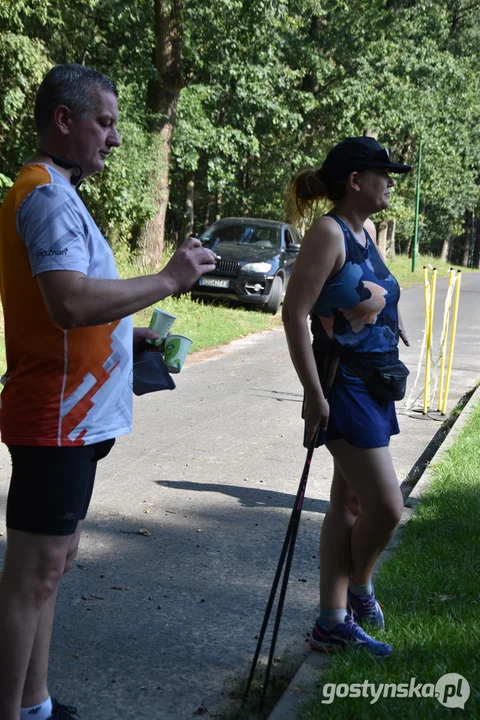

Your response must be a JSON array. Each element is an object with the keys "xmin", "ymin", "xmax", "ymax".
[{"xmin": 0, "ymin": 64, "xmax": 216, "ymax": 720}]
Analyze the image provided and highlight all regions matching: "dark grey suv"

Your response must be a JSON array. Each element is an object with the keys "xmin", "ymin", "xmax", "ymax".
[{"xmin": 191, "ymin": 217, "xmax": 301, "ymax": 314}]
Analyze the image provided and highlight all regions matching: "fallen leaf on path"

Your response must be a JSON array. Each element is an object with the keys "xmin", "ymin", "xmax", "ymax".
[
  {"xmin": 82, "ymin": 595, "xmax": 104, "ymax": 600},
  {"xmin": 120, "ymin": 529, "xmax": 152, "ymax": 536}
]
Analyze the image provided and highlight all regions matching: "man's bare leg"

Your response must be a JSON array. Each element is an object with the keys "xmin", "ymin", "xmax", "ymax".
[
  {"xmin": 0, "ymin": 529, "xmax": 73, "ymax": 720},
  {"xmin": 20, "ymin": 521, "xmax": 84, "ymax": 710}
]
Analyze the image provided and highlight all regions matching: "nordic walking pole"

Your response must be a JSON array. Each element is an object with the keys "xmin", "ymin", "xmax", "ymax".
[
  {"xmin": 242, "ymin": 467, "xmax": 307, "ymax": 705},
  {"xmin": 441, "ymin": 271, "xmax": 462, "ymax": 415},
  {"xmin": 242, "ymin": 428, "xmax": 320, "ymax": 708},
  {"xmin": 259, "ymin": 444, "xmax": 312, "ymax": 710},
  {"xmin": 437, "ymin": 269, "xmax": 455, "ymax": 411}
]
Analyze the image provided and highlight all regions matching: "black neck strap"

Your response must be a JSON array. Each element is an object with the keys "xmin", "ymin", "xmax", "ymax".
[{"xmin": 37, "ymin": 149, "xmax": 83, "ymax": 187}]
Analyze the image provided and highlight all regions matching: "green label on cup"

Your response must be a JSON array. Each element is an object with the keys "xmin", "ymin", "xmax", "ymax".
[
  {"xmin": 163, "ymin": 334, "xmax": 192, "ymax": 373},
  {"xmin": 146, "ymin": 308, "xmax": 176, "ymax": 346}
]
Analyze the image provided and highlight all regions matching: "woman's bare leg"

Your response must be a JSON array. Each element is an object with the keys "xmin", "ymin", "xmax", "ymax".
[
  {"xmin": 326, "ymin": 439, "xmax": 403, "ymax": 585},
  {"xmin": 319, "ymin": 461, "xmax": 360, "ymax": 610}
]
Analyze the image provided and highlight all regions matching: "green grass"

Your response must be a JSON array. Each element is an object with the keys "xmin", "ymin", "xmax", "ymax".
[
  {"xmin": 300, "ymin": 405, "xmax": 480, "ymax": 720},
  {"xmin": 131, "ymin": 294, "xmax": 279, "ymax": 353},
  {"xmin": 387, "ymin": 253, "xmax": 474, "ymax": 289}
]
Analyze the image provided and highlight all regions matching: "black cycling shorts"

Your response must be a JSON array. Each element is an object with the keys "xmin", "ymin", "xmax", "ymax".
[{"xmin": 6, "ymin": 439, "xmax": 115, "ymax": 536}]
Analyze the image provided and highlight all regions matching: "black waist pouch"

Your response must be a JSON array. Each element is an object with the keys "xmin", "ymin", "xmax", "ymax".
[
  {"xmin": 342, "ymin": 351, "xmax": 409, "ymax": 403},
  {"xmin": 133, "ymin": 349, "xmax": 176, "ymax": 396}
]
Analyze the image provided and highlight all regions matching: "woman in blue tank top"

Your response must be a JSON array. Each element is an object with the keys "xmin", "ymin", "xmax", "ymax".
[{"xmin": 283, "ymin": 136, "xmax": 411, "ymax": 656}]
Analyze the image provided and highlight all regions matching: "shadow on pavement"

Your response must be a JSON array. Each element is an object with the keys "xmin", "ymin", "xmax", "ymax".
[{"xmin": 155, "ymin": 479, "xmax": 330, "ymax": 513}]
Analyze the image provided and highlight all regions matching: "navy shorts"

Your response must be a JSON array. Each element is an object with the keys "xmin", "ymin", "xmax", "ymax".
[
  {"xmin": 304, "ymin": 365, "xmax": 399, "ymax": 449},
  {"xmin": 6, "ymin": 439, "xmax": 115, "ymax": 536}
]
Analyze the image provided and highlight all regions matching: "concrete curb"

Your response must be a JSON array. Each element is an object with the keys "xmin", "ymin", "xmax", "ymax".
[
  {"xmin": 404, "ymin": 383, "xmax": 480, "ymax": 509},
  {"xmin": 266, "ymin": 385, "xmax": 480, "ymax": 720}
]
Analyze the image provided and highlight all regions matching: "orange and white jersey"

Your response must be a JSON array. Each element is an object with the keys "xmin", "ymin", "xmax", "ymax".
[{"xmin": 0, "ymin": 163, "xmax": 133, "ymax": 446}]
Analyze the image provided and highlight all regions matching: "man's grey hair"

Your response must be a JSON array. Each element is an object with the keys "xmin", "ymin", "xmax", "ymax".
[{"xmin": 34, "ymin": 63, "xmax": 118, "ymax": 132}]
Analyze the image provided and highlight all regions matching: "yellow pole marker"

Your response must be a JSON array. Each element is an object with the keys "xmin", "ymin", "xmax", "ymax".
[
  {"xmin": 426, "ymin": 268, "xmax": 437, "ymax": 408},
  {"xmin": 437, "ymin": 268, "xmax": 455, "ymax": 411},
  {"xmin": 423, "ymin": 266, "xmax": 431, "ymax": 414},
  {"xmin": 441, "ymin": 270, "xmax": 462, "ymax": 415}
]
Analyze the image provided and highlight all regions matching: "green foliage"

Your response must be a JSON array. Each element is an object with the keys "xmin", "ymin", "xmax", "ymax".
[
  {"xmin": 81, "ymin": 116, "xmax": 158, "ymax": 247},
  {"xmin": 1, "ymin": 0, "xmax": 480, "ymax": 260},
  {"xmin": 167, "ymin": 0, "xmax": 480, "ymax": 254},
  {"xmin": 0, "ymin": 30, "xmax": 51, "ymax": 199},
  {"xmin": 0, "ymin": 174, "xmax": 13, "ymax": 189}
]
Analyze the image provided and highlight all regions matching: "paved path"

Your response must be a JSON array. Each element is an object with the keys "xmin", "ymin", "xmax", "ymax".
[{"xmin": 0, "ymin": 272, "xmax": 479, "ymax": 719}]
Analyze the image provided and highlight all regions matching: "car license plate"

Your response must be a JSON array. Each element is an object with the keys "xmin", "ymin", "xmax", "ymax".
[{"xmin": 199, "ymin": 277, "xmax": 230, "ymax": 288}]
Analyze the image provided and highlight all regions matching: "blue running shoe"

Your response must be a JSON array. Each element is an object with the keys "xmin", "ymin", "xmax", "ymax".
[
  {"xmin": 347, "ymin": 588, "xmax": 385, "ymax": 629},
  {"xmin": 309, "ymin": 615, "xmax": 392, "ymax": 657}
]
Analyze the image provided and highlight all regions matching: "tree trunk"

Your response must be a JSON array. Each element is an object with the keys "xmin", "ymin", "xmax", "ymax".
[
  {"xmin": 184, "ymin": 171, "xmax": 194, "ymax": 240},
  {"xmin": 440, "ymin": 236, "xmax": 452, "ymax": 263},
  {"xmin": 215, "ymin": 192, "xmax": 223, "ymax": 222},
  {"xmin": 386, "ymin": 219, "xmax": 396, "ymax": 259},
  {"xmin": 376, "ymin": 220, "xmax": 388, "ymax": 256},
  {"xmin": 136, "ymin": 0, "xmax": 184, "ymax": 269},
  {"xmin": 204, "ymin": 193, "xmax": 216, "ymax": 230},
  {"xmin": 474, "ymin": 215, "xmax": 480, "ymax": 269},
  {"xmin": 241, "ymin": 162, "xmax": 249, "ymax": 215},
  {"xmin": 463, "ymin": 210, "xmax": 473, "ymax": 268}
]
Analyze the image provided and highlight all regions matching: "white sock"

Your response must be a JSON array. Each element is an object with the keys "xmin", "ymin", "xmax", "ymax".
[
  {"xmin": 319, "ymin": 608, "xmax": 348, "ymax": 629},
  {"xmin": 20, "ymin": 697, "xmax": 53, "ymax": 720},
  {"xmin": 349, "ymin": 579, "xmax": 373, "ymax": 597}
]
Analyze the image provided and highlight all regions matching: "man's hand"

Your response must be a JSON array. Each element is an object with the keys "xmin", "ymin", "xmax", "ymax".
[
  {"xmin": 133, "ymin": 327, "xmax": 159, "ymax": 354},
  {"xmin": 160, "ymin": 236, "xmax": 217, "ymax": 294},
  {"xmin": 36, "ymin": 237, "xmax": 217, "ymax": 329}
]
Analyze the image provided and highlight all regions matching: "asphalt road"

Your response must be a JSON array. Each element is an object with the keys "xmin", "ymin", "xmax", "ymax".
[{"xmin": 0, "ymin": 272, "xmax": 479, "ymax": 720}]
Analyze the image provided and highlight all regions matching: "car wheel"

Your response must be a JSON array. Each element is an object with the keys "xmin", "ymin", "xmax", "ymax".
[{"xmin": 264, "ymin": 275, "xmax": 283, "ymax": 314}]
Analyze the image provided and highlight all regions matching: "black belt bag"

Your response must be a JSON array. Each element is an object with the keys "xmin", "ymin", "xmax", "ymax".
[{"xmin": 341, "ymin": 351, "xmax": 409, "ymax": 403}]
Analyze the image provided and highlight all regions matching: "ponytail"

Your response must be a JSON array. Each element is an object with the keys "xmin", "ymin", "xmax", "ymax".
[{"xmin": 286, "ymin": 165, "xmax": 347, "ymax": 228}]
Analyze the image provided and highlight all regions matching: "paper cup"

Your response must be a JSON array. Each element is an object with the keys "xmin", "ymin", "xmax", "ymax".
[
  {"xmin": 146, "ymin": 308, "xmax": 177, "ymax": 346},
  {"xmin": 163, "ymin": 334, "xmax": 193, "ymax": 373}
]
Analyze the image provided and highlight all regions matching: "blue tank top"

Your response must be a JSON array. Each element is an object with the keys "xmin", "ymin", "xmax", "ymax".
[{"xmin": 311, "ymin": 214, "xmax": 400, "ymax": 354}]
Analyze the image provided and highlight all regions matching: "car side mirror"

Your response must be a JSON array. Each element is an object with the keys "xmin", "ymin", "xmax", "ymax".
[{"xmin": 286, "ymin": 243, "xmax": 300, "ymax": 254}]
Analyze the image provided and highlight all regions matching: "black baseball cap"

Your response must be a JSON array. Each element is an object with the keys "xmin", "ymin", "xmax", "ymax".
[{"xmin": 321, "ymin": 137, "xmax": 411, "ymax": 182}]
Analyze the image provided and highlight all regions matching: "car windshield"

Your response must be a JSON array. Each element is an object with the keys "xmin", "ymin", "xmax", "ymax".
[{"xmin": 201, "ymin": 223, "xmax": 281, "ymax": 249}]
